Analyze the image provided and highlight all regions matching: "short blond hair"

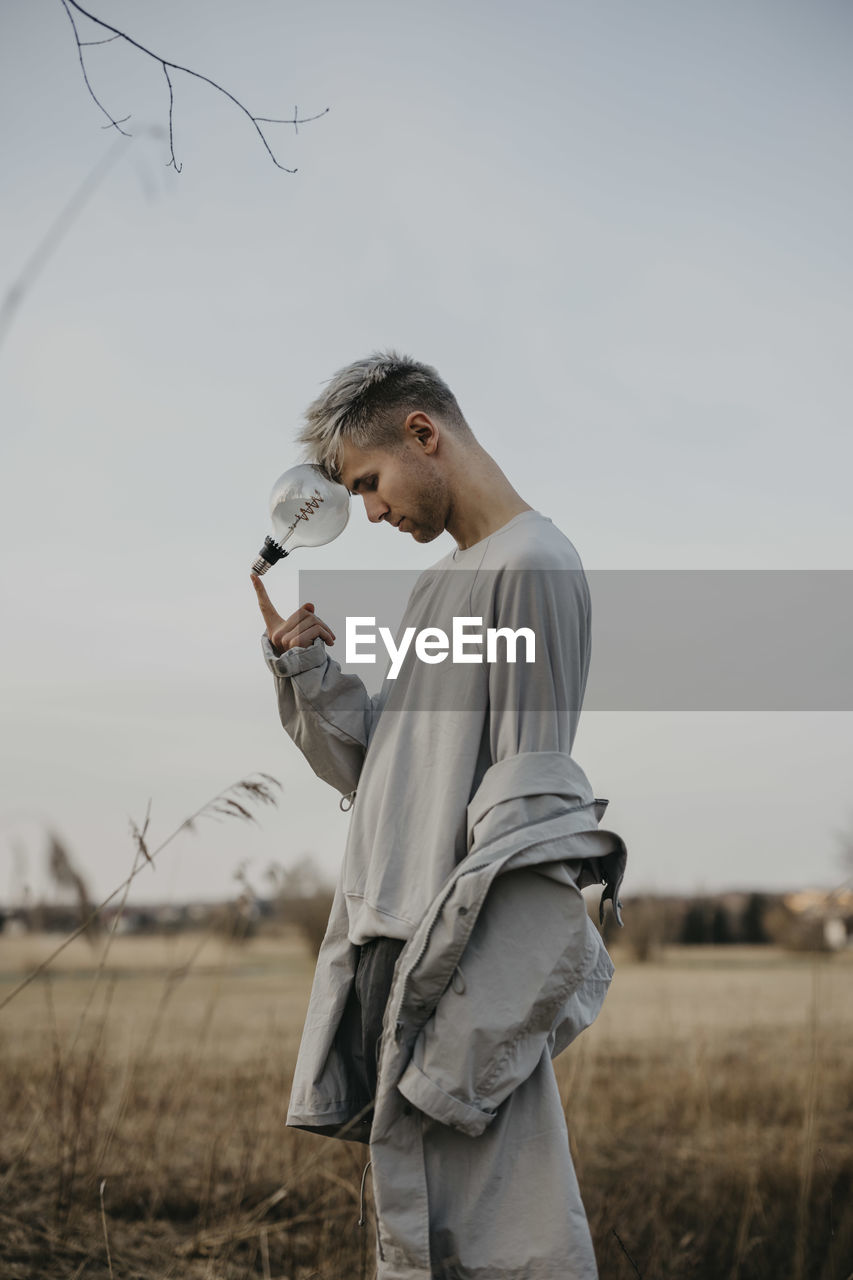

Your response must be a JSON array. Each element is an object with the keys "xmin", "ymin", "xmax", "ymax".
[{"xmin": 298, "ymin": 350, "xmax": 471, "ymax": 478}]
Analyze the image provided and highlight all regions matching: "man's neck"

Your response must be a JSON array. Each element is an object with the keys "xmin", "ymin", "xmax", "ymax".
[{"xmin": 444, "ymin": 448, "xmax": 533, "ymax": 550}]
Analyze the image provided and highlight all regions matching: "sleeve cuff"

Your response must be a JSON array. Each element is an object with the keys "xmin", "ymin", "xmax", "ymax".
[
  {"xmin": 261, "ymin": 633, "xmax": 327, "ymax": 677},
  {"xmin": 397, "ymin": 1061, "xmax": 496, "ymax": 1137}
]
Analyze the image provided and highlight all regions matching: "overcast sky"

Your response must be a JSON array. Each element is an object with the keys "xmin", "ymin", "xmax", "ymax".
[{"xmin": 1, "ymin": 0, "xmax": 851, "ymax": 909}]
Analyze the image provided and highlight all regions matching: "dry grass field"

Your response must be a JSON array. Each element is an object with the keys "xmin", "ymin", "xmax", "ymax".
[{"xmin": 1, "ymin": 929, "xmax": 851, "ymax": 1279}]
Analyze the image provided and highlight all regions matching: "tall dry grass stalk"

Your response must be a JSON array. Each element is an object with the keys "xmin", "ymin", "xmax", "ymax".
[
  {"xmin": 0, "ymin": 773, "xmax": 280, "ymax": 1014},
  {"xmin": 794, "ymin": 964, "xmax": 822, "ymax": 1280},
  {"xmin": 98, "ymin": 1179, "xmax": 114, "ymax": 1280}
]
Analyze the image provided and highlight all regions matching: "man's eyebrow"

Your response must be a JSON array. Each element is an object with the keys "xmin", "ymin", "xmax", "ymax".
[{"xmin": 347, "ymin": 473, "xmax": 372, "ymax": 494}]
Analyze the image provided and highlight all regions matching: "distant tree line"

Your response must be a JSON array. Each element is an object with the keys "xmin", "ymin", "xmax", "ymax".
[
  {"xmin": 599, "ymin": 888, "xmax": 852, "ymax": 959},
  {"xmin": 680, "ymin": 893, "xmax": 769, "ymax": 946}
]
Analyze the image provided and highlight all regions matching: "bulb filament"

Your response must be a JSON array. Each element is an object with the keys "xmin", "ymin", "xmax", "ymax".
[{"xmin": 285, "ymin": 489, "xmax": 325, "ymax": 535}]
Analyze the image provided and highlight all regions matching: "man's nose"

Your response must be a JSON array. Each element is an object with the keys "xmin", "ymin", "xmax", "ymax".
[{"xmin": 363, "ymin": 493, "xmax": 390, "ymax": 524}]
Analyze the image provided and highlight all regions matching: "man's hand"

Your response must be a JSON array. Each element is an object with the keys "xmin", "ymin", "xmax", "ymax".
[{"xmin": 250, "ymin": 573, "xmax": 336, "ymax": 653}]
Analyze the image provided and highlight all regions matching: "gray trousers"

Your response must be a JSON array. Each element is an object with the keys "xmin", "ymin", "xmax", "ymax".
[{"xmin": 337, "ymin": 936, "xmax": 405, "ymax": 1140}]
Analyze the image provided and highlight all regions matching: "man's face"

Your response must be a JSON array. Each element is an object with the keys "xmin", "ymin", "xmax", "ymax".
[{"xmin": 338, "ymin": 437, "xmax": 450, "ymax": 544}]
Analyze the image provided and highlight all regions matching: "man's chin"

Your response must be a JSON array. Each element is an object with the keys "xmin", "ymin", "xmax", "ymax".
[{"xmin": 410, "ymin": 524, "xmax": 442, "ymax": 544}]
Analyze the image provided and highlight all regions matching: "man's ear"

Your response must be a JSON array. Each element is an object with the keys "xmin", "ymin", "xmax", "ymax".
[{"xmin": 404, "ymin": 410, "xmax": 439, "ymax": 454}]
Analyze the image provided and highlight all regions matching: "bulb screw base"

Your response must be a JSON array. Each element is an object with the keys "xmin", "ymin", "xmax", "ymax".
[{"xmin": 251, "ymin": 536, "xmax": 289, "ymax": 575}]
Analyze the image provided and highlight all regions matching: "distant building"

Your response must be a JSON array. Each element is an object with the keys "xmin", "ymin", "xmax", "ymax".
[{"xmin": 780, "ymin": 888, "xmax": 853, "ymax": 951}]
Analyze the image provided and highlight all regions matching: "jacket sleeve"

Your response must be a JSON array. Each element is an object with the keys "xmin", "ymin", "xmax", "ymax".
[
  {"xmin": 397, "ymin": 863, "xmax": 608, "ymax": 1137},
  {"xmin": 261, "ymin": 633, "xmax": 382, "ymax": 797},
  {"xmin": 397, "ymin": 558, "xmax": 606, "ymax": 1136}
]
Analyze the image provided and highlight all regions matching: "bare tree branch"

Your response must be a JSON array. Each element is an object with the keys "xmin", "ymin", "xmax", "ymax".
[
  {"xmin": 162, "ymin": 63, "xmax": 182, "ymax": 173},
  {"xmin": 60, "ymin": 0, "xmax": 131, "ymax": 136},
  {"xmin": 61, "ymin": 0, "xmax": 329, "ymax": 171},
  {"xmin": 255, "ymin": 106, "xmax": 331, "ymax": 134}
]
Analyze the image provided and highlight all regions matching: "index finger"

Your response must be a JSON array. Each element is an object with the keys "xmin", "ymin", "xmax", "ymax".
[{"xmin": 250, "ymin": 573, "xmax": 284, "ymax": 628}]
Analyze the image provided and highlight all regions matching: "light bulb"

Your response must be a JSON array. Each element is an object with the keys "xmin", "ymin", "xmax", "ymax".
[{"xmin": 251, "ymin": 464, "xmax": 350, "ymax": 575}]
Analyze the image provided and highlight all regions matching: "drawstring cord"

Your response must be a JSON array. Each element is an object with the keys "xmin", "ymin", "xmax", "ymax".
[
  {"xmin": 357, "ymin": 1159, "xmax": 372, "ymax": 1227},
  {"xmin": 340, "ymin": 789, "xmax": 357, "ymax": 812}
]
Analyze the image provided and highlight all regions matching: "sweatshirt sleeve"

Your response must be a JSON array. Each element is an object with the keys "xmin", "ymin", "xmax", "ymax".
[
  {"xmin": 487, "ymin": 557, "xmax": 590, "ymax": 763},
  {"xmin": 397, "ymin": 556, "xmax": 607, "ymax": 1136},
  {"xmin": 262, "ymin": 633, "xmax": 382, "ymax": 797}
]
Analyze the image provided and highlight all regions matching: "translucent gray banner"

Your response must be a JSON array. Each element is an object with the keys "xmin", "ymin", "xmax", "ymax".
[{"xmin": 296, "ymin": 569, "xmax": 853, "ymax": 711}]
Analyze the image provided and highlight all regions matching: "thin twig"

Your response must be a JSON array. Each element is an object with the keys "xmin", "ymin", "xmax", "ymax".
[
  {"xmin": 60, "ymin": 0, "xmax": 131, "ymax": 135},
  {"xmin": 255, "ymin": 107, "xmax": 330, "ymax": 131},
  {"xmin": 61, "ymin": 0, "xmax": 328, "ymax": 170},
  {"xmin": 612, "ymin": 1228, "xmax": 643, "ymax": 1279},
  {"xmin": 162, "ymin": 64, "xmax": 181, "ymax": 172},
  {"xmin": 130, "ymin": 798, "xmax": 154, "ymax": 865}
]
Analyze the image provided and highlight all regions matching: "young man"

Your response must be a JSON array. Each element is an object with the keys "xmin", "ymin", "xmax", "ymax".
[{"xmin": 251, "ymin": 352, "xmax": 626, "ymax": 1280}]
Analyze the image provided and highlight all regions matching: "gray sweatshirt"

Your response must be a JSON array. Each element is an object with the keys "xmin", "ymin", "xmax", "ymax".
[{"xmin": 261, "ymin": 509, "xmax": 592, "ymax": 945}]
